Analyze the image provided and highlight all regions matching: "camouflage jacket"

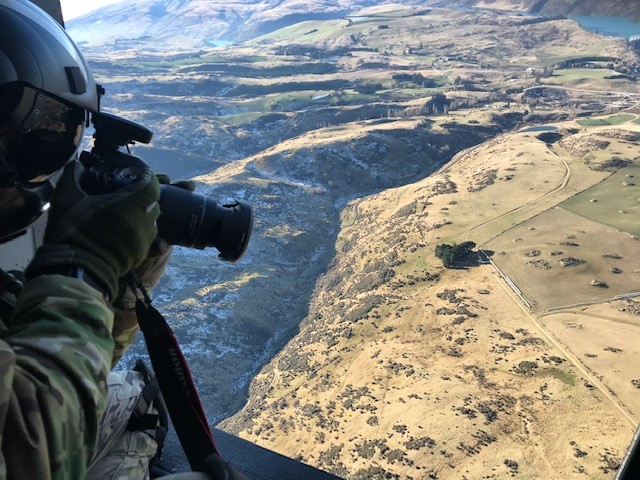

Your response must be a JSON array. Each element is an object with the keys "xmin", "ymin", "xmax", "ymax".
[{"xmin": 0, "ymin": 274, "xmax": 115, "ymax": 480}]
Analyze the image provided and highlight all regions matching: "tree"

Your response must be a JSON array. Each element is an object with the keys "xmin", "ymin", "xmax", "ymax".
[
  {"xmin": 434, "ymin": 241, "xmax": 476, "ymax": 268},
  {"xmin": 355, "ymin": 82, "xmax": 383, "ymax": 94},
  {"xmin": 425, "ymin": 92, "xmax": 450, "ymax": 115}
]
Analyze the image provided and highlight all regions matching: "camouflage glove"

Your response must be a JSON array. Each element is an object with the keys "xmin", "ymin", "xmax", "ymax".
[
  {"xmin": 114, "ymin": 173, "xmax": 195, "ymax": 309},
  {"xmin": 115, "ymin": 238, "xmax": 172, "ymax": 311},
  {"xmin": 26, "ymin": 160, "xmax": 160, "ymax": 301},
  {"xmin": 111, "ymin": 175, "xmax": 195, "ymax": 364}
]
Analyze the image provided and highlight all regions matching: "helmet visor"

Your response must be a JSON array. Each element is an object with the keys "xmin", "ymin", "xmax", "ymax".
[
  {"xmin": 0, "ymin": 84, "xmax": 85, "ymax": 186},
  {"xmin": 0, "ymin": 181, "xmax": 52, "ymax": 242}
]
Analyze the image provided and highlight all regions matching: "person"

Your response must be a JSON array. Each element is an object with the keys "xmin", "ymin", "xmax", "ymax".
[{"xmin": 0, "ymin": 1, "xmax": 169, "ymax": 478}]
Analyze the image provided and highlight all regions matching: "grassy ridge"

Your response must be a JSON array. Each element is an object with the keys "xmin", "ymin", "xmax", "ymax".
[
  {"xmin": 578, "ymin": 114, "xmax": 636, "ymax": 126},
  {"xmin": 561, "ymin": 161, "xmax": 640, "ymax": 237}
]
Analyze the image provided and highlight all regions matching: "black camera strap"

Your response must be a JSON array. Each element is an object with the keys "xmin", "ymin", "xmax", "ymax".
[{"xmin": 127, "ymin": 274, "xmax": 220, "ymax": 473}]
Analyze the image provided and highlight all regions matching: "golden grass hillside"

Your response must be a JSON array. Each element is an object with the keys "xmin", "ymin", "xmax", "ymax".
[{"xmin": 220, "ymin": 115, "xmax": 640, "ymax": 479}]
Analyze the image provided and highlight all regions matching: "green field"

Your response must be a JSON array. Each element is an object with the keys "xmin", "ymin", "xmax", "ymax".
[
  {"xmin": 381, "ymin": 86, "xmax": 444, "ymax": 97},
  {"xmin": 255, "ymin": 20, "xmax": 346, "ymax": 43},
  {"xmin": 488, "ymin": 207, "xmax": 640, "ymax": 310},
  {"xmin": 333, "ymin": 91, "xmax": 380, "ymax": 104},
  {"xmin": 545, "ymin": 368, "xmax": 577, "ymax": 386},
  {"xmin": 535, "ymin": 41, "xmax": 612, "ymax": 66},
  {"xmin": 578, "ymin": 114, "xmax": 636, "ymax": 127},
  {"xmin": 560, "ymin": 161, "xmax": 640, "ymax": 237},
  {"xmin": 550, "ymin": 68, "xmax": 615, "ymax": 82},
  {"xmin": 216, "ymin": 111, "xmax": 264, "ymax": 126}
]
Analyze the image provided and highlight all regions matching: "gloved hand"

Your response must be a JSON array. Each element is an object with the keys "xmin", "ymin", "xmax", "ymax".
[
  {"xmin": 155, "ymin": 173, "xmax": 196, "ymax": 194},
  {"xmin": 110, "ymin": 174, "xmax": 195, "ymax": 364},
  {"xmin": 25, "ymin": 160, "xmax": 160, "ymax": 300},
  {"xmin": 114, "ymin": 173, "xmax": 196, "ymax": 309}
]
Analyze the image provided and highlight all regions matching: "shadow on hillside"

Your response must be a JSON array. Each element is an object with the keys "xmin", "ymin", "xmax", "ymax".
[{"xmin": 450, "ymin": 249, "xmax": 495, "ymax": 269}]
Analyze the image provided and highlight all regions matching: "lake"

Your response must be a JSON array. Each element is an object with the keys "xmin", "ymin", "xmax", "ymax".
[
  {"xmin": 520, "ymin": 125, "xmax": 559, "ymax": 133},
  {"xmin": 206, "ymin": 39, "xmax": 235, "ymax": 47},
  {"xmin": 571, "ymin": 16, "xmax": 640, "ymax": 39}
]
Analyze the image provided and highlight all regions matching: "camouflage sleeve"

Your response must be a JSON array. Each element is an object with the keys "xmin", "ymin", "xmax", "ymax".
[{"xmin": 0, "ymin": 274, "xmax": 114, "ymax": 480}]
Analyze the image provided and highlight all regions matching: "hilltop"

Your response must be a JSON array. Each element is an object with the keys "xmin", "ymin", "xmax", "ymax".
[{"xmin": 429, "ymin": 0, "xmax": 640, "ymax": 21}]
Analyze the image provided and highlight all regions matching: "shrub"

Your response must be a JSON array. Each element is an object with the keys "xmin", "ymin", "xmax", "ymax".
[
  {"xmin": 434, "ymin": 241, "xmax": 476, "ymax": 267},
  {"xmin": 354, "ymin": 82, "xmax": 383, "ymax": 94}
]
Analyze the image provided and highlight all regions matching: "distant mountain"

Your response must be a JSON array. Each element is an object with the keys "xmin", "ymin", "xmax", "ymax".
[
  {"xmin": 429, "ymin": 0, "xmax": 640, "ymax": 21},
  {"xmin": 529, "ymin": 0, "xmax": 640, "ymax": 21},
  {"xmin": 66, "ymin": 0, "xmax": 366, "ymax": 48},
  {"xmin": 66, "ymin": 0, "xmax": 640, "ymax": 50}
]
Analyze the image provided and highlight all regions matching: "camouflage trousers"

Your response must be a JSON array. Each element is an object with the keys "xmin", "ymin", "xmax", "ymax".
[{"xmin": 86, "ymin": 370, "xmax": 159, "ymax": 480}]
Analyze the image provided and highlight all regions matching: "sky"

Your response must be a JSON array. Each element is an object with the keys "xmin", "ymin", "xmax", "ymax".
[{"xmin": 59, "ymin": 0, "xmax": 123, "ymax": 20}]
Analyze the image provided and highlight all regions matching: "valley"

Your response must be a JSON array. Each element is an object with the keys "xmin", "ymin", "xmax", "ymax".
[
  {"xmin": 68, "ymin": 3, "xmax": 640, "ymax": 478},
  {"xmin": 221, "ymin": 113, "xmax": 640, "ymax": 479}
]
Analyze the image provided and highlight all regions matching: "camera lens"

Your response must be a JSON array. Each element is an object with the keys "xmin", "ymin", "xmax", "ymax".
[{"xmin": 157, "ymin": 184, "xmax": 252, "ymax": 261}]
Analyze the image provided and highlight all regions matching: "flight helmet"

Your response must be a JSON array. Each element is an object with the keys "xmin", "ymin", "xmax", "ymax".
[{"xmin": 0, "ymin": 0, "xmax": 99, "ymax": 241}]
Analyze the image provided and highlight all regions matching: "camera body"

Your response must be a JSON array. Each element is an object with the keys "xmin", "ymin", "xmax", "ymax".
[{"xmin": 79, "ymin": 112, "xmax": 252, "ymax": 261}]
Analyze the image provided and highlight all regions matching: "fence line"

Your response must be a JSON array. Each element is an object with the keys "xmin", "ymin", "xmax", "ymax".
[
  {"xmin": 479, "ymin": 250, "xmax": 532, "ymax": 308},
  {"xmin": 479, "ymin": 252, "xmax": 640, "ymax": 312},
  {"xmin": 540, "ymin": 292, "xmax": 640, "ymax": 313}
]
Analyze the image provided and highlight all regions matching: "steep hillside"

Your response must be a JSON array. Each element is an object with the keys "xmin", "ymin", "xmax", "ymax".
[
  {"xmin": 528, "ymin": 0, "xmax": 640, "ymax": 20},
  {"xmin": 87, "ymin": 2, "xmax": 640, "ymax": 438},
  {"xmin": 221, "ymin": 117, "xmax": 640, "ymax": 478},
  {"xmin": 172, "ymin": 114, "xmax": 518, "ymax": 418}
]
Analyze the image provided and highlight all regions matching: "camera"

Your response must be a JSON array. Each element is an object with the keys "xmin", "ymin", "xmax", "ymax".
[{"xmin": 79, "ymin": 112, "xmax": 252, "ymax": 261}]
